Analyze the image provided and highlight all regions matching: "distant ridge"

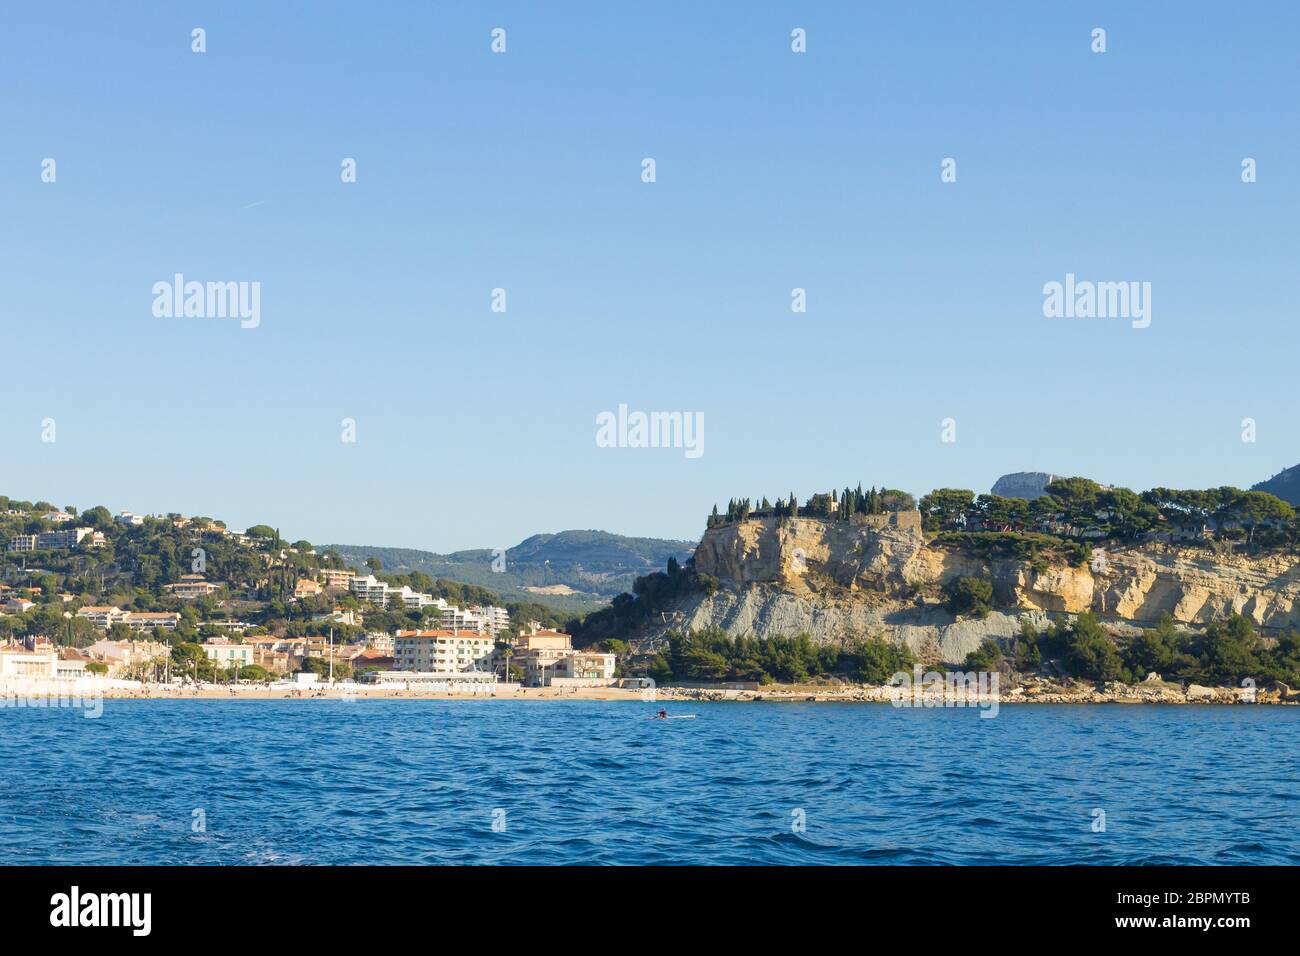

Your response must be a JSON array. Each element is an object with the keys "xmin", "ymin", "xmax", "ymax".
[
  {"xmin": 326, "ymin": 530, "xmax": 695, "ymax": 614},
  {"xmin": 1252, "ymin": 463, "xmax": 1300, "ymax": 505}
]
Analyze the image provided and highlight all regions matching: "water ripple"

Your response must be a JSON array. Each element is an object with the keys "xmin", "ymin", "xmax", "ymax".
[{"xmin": 1, "ymin": 700, "xmax": 1296, "ymax": 864}]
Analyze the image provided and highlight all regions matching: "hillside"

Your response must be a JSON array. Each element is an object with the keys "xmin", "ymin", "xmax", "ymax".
[
  {"xmin": 326, "ymin": 531, "xmax": 696, "ymax": 614},
  {"xmin": 0, "ymin": 494, "xmax": 570, "ymax": 657},
  {"xmin": 571, "ymin": 480, "xmax": 1300, "ymax": 689},
  {"xmin": 1253, "ymin": 463, "xmax": 1300, "ymax": 505}
]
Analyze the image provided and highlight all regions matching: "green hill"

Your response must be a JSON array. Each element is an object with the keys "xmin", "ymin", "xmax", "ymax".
[{"xmin": 326, "ymin": 530, "xmax": 696, "ymax": 614}]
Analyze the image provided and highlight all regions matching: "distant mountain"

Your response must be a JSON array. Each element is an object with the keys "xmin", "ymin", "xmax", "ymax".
[
  {"xmin": 990, "ymin": 472, "xmax": 1060, "ymax": 500},
  {"xmin": 325, "ymin": 530, "xmax": 696, "ymax": 614},
  {"xmin": 1252, "ymin": 464, "xmax": 1300, "ymax": 505}
]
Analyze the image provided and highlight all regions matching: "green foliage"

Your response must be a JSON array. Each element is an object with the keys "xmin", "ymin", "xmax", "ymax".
[
  {"xmin": 655, "ymin": 628, "xmax": 911, "ymax": 685},
  {"xmin": 963, "ymin": 638, "xmax": 1003, "ymax": 671},
  {"xmin": 1062, "ymin": 612, "xmax": 1126, "ymax": 681},
  {"xmin": 948, "ymin": 576, "xmax": 993, "ymax": 619},
  {"xmin": 919, "ymin": 489, "xmax": 975, "ymax": 533},
  {"xmin": 1010, "ymin": 617, "xmax": 1042, "ymax": 669},
  {"xmin": 935, "ymin": 531, "xmax": 1089, "ymax": 567}
]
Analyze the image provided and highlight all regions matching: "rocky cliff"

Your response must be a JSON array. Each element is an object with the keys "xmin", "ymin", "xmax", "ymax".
[{"xmin": 644, "ymin": 514, "xmax": 1300, "ymax": 663}]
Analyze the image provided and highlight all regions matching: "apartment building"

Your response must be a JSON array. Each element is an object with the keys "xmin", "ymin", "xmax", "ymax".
[
  {"xmin": 318, "ymin": 569, "xmax": 355, "ymax": 590},
  {"xmin": 8, "ymin": 527, "xmax": 97, "ymax": 552},
  {"xmin": 348, "ymin": 574, "xmax": 390, "ymax": 605},
  {"xmin": 200, "ymin": 639, "xmax": 253, "ymax": 668},
  {"xmin": 121, "ymin": 612, "xmax": 180, "ymax": 633},
  {"xmin": 348, "ymin": 575, "xmax": 439, "ymax": 610},
  {"xmin": 76, "ymin": 605, "xmax": 125, "ymax": 630},
  {"xmin": 394, "ymin": 630, "xmax": 495, "ymax": 673},
  {"xmin": 393, "ymin": 585, "xmax": 440, "ymax": 610},
  {"xmin": 85, "ymin": 639, "xmax": 169, "ymax": 676},
  {"xmin": 162, "ymin": 575, "xmax": 222, "ymax": 599},
  {"xmin": 468, "ymin": 605, "xmax": 510, "ymax": 634},
  {"xmin": 508, "ymin": 629, "xmax": 616, "ymax": 688},
  {"xmin": 439, "ymin": 605, "xmax": 490, "ymax": 634}
]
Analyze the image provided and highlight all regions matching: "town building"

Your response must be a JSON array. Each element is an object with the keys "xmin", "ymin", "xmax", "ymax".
[
  {"xmin": 120, "ymin": 612, "xmax": 180, "ymax": 633},
  {"xmin": 318, "ymin": 569, "xmax": 355, "ymax": 590},
  {"xmin": 85, "ymin": 639, "xmax": 169, "ymax": 676},
  {"xmin": 76, "ymin": 606, "xmax": 124, "ymax": 630},
  {"xmin": 348, "ymin": 574, "xmax": 390, "ymax": 605},
  {"xmin": 0, "ymin": 650, "xmax": 85, "ymax": 679},
  {"xmin": 468, "ymin": 605, "xmax": 510, "ymax": 634},
  {"xmin": 200, "ymin": 639, "xmax": 254, "ymax": 668},
  {"xmin": 393, "ymin": 630, "xmax": 495, "ymax": 673},
  {"xmin": 162, "ymin": 575, "xmax": 222, "ymax": 599},
  {"xmin": 507, "ymin": 629, "xmax": 616, "ymax": 687},
  {"xmin": 294, "ymin": 578, "xmax": 323, "ymax": 599}
]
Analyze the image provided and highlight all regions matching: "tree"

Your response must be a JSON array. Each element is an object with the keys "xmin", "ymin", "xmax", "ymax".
[
  {"xmin": 1063, "ymin": 612, "xmax": 1125, "ymax": 681},
  {"xmin": 1124, "ymin": 612, "xmax": 1185, "ymax": 676},
  {"xmin": 365, "ymin": 556, "xmax": 383, "ymax": 572},
  {"xmin": 1195, "ymin": 614, "xmax": 1261, "ymax": 683},
  {"xmin": 851, "ymin": 636, "xmax": 914, "ymax": 684},
  {"xmin": 919, "ymin": 489, "xmax": 975, "ymax": 532},
  {"xmin": 948, "ymin": 577, "xmax": 993, "ymax": 619},
  {"xmin": 964, "ymin": 638, "xmax": 1003, "ymax": 671}
]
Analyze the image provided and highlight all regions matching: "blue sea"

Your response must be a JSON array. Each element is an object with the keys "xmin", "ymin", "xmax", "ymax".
[{"xmin": 1, "ymin": 700, "xmax": 1296, "ymax": 865}]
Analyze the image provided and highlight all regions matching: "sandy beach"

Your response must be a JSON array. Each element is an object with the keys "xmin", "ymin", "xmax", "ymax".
[{"xmin": 15, "ymin": 679, "xmax": 1293, "ymax": 705}]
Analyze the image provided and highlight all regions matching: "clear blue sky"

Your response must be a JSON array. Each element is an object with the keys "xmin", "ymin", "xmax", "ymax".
[{"xmin": 2, "ymin": 2, "xmax": 1297, "ymax": 552}]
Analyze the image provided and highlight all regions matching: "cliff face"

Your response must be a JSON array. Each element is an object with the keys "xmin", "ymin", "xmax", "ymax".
[
  {"xmin": 692, "ymin": 512, "xmax": 926, "ymax": 594},
  {"xmin": 652, "ymin": 514, "xmax": 1300, "ymax": 663}
]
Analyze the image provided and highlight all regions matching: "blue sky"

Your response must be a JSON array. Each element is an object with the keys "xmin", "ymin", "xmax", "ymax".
[{"xmin": 1, "ymin": 2, "xmax": 1297, "ymax": 552}]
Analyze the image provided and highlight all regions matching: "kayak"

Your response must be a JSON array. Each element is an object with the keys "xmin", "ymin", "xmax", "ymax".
[{"xmin": 647, "ymin": 715, "xmax": 697, "ymax": 720}]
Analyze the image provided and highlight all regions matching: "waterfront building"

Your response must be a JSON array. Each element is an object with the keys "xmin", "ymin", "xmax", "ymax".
[
  {"xmin": 393, "ymin": 630, "xmax": 495, "ymax": 673},
  {"xmin": 200, "ymin": 639, "xmax": 254, "ymax": 668}
]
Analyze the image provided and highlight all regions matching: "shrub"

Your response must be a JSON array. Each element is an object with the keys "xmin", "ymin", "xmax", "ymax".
[{"xmin": 948, "ymin": 577, "xmax": 993, "ymax": 619}]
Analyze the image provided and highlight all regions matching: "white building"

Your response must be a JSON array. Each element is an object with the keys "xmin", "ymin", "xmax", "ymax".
[
  {"xmin": 200, "ymin": 639, "xmax": 254, "ymax": 668},
  {"xmin": 439, "ymin": 606, "xmax": 490, "ymax": 634},
  {"xmin": 76, "ymin": 606, "xmax": 124, "ymax": 630},
  {"xmin": 162, "ymin": 575, "xmax": 222, "ymax": 599},
  {"xmin": 0, "ymin": 651, "xmax": 85, "ymax": 679},
  {"xmin": 348, "ymin": 574, "xmax": 390, "ymax": 605},
  {"xmin": 393, "ymin": 630, "xmax": 495, "ymax": 673},
  {"xmin": 469, "ymin": 605, "xmax": 510, "ymax": 634},
  {"xmin": 120, "ymin": 612, "xmax": 180, "ymax": 633}
]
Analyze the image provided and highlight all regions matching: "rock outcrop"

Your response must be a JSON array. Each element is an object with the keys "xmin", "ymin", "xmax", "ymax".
[
  {"xmin": 989, "ymin": 472, "xmax": 1060, "ymax": 500},
  {"xmin": 641, "ymin": 513, "xmax": 1300, "ymax": 663}
]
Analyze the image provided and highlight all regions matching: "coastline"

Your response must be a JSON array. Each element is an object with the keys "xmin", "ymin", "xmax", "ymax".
[{"xmin": 3, "ymin": 680, "xmax": 1294, "ymax": 705}]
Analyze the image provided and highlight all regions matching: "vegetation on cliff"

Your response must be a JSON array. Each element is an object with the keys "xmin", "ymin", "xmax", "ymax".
[
  {"xmin": 920, "ymin": 479, "xmax": 1296, "ymax": 550},
  {"xmin": 708, "ymin": 485, "xmax": 916, "ymax": 528},
  {"xmin": 644, "ymin": 628, "xmax": 915, "ymax": 686}
]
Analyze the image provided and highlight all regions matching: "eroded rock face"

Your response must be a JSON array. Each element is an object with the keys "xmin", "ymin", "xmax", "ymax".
[
  {"xmin": 692, "ymin": 513, "xmax": 926, "ymax": 594},
  {"xmin": 660, "ymin": 514, "xmax": 1300, "ymax": 654},
  {"xmin": 990, "ymin": 472, "xmax": 1059, "ymax": 500}
]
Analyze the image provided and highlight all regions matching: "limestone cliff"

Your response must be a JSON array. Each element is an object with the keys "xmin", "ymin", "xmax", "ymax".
[{"xmin": 643, "ymin": 513, "xmax": 1300, "ymax": 663}]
